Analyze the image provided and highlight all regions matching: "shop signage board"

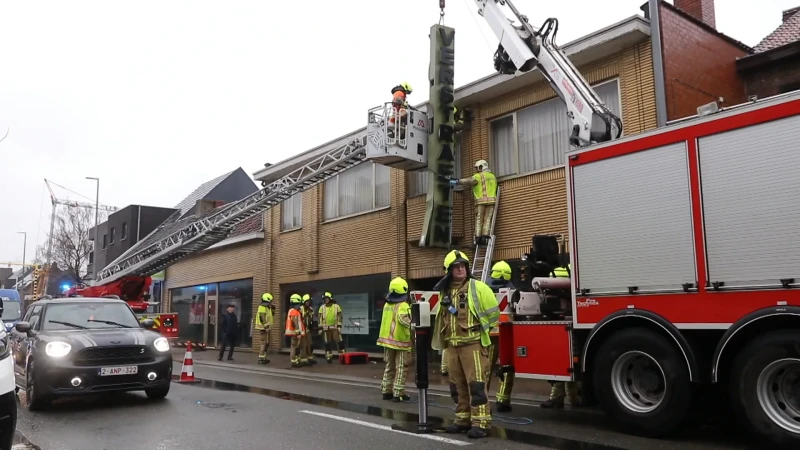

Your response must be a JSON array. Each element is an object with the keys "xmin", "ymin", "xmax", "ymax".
[{"xmin": 336, "ymin": 293, "xmax": 370, "ymax": 335}]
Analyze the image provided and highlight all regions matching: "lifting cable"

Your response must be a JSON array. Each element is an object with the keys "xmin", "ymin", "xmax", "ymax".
[{"xmin": 439, "ymin": 0, "xmax": 446, "ymax": 24}]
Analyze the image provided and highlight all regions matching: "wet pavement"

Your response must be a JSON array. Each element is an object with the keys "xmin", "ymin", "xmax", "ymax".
[{"xmin": 10, "ymin": 350, "xmax": 768, "ymax": 449}]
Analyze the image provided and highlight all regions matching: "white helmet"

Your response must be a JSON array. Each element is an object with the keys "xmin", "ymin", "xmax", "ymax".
[{"xmin": 475, "ymin": 160, "xmax": 489, "ymax": 171}]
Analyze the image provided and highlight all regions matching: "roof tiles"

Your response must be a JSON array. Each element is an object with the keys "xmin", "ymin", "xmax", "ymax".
[{"xmin": 754, "ymin": 7, "xmax": 800, "ymax": 53}]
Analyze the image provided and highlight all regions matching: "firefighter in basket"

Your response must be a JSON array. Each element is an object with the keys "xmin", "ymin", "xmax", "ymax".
[
  {"xmin": 285, "ymin": 294, "xmax": 308, "ymax": 367},
  {"xmin": 377, "ymin": 277, "xmax": 413, "ymax": 402},
  {"xmin": 487, "ymin": 260, "xmax": 516, "ymax": 412},
  {"xmin": 449, "ymin": 160, "xmax": 497, "ymax": 246},
  {"xmin": 255, "ymin": 293, "xmax": 275, "ymax": 364},
  {"xmin": 302, "ymin": 294, "xmax": 317, "ymax": 365},
  {"xmin": 318, "ymin": 292, "xmax": 346, "ymax": 363},
  {"xmin": 432, "ymin": 250, "xmax": 501, "ymax": 439},
  {"xmin": 388, "ymin": 82, "xmax": 412, "ymax": 139},
  {"xmin": 541, "ymin": 263, "xmax": 582, "ymax": 408}
]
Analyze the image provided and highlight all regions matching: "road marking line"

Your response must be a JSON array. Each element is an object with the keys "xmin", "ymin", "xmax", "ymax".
[{"xmin": 298, "ymin": 410, "xmax": 471, "ymax": 446}]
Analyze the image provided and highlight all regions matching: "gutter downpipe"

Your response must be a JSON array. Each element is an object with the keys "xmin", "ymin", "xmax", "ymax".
[{"xmin": 647, "ymin": 0, "xmax": 669, "ymax": 127}]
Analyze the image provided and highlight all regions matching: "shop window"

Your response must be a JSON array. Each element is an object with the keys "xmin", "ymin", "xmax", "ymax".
[
  {"xmin": 408, "ymin": 139, "xmax": 462, "ymax": 197},
  {"xmin": 323, "ymin": 162, "xmax": 390, "ymax": 220},
  {"xmin": 281, "ymin": 192, "xmax": 303, "ymax": 231},
  {"xmin": 490, "ymin": 79, "xmax": 621, "ymax": 177},
  {"xmin": 218, "ymin": 279, "xmax": 254, "ymax": 349}
]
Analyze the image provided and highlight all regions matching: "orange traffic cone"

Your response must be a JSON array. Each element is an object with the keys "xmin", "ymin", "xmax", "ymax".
[{"xmin": 177, "ymin": 341, "xmax": 200, "ymax": 383}]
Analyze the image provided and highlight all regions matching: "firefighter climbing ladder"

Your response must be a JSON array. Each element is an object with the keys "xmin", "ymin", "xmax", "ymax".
[
  {"xmin": 470, "ymin": 186, "xmax": 500, "ymax": 282},
  {"xmin": 95, "ymin": 136, "xmax": 369, "ymax": 284}
]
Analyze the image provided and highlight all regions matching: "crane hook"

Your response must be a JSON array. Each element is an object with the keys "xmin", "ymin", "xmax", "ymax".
[{"xmin": 439, "ymin": 0, "xmax": 445, "ymax": 24}]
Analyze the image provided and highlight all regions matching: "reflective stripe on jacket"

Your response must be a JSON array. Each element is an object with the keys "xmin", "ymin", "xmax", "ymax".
[
  {"xmin": 319, "ymin": 304, "xmax": 342, "ymax": 330},
  {"xmin": 432, "ymin": 278, "xmax": 500, "ymax": 349},
  {"xmin": 377, "ymin": 301, "xmax": 412, "ymax": 350},
  {"xmin": 472, "ymin": 171, "xmax": 497, "ymax": 205},
  {"xmin": 285, "ymin": 308, "xmax": 305, "ymax": 336},
  {"xmin": 255, "ymin": 302, "xmax": 273, "ymax": 330}
]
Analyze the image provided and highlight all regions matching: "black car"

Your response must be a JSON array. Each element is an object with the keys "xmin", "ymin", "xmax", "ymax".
[{"xmin": 10, "ymin": 297, "xmax": 173, "ymax": 410}]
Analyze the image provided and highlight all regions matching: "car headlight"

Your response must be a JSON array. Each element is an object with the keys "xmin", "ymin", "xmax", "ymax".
[
  {"xmin": 45, "ymin": 341, "xmax": 72, "ymax": 358},
  {"xmin": 153, "ymin": 337, "xmax": 170, "ymax": 352},
  {"xmin": 0, "ymin": 329, "xmax": 10, "ymax": 360}
]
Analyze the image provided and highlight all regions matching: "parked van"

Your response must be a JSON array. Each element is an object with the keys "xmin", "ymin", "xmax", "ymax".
[{"xmin": 0, "ymin": 290, "xmax": 22, "ymax": 332}]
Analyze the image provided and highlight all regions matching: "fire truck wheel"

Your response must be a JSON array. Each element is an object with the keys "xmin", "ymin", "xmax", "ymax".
[
  {"xmin": 729, "ymin": 329, "xmax": 800, "ymax": 448},
  {"xmin": 592, "ymin": 327, "xmax": 691, "ymax": 437}
]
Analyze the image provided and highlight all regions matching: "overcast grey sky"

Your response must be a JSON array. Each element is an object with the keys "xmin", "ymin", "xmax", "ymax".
[{"xmin": 1, "ymin": 0, "xmax": 796, "ymax": 266}]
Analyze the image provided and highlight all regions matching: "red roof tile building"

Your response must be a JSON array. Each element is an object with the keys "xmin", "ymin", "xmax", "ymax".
[{"xmin": 737, "ymin": 6, "xmax": 800, "ymax": 99}]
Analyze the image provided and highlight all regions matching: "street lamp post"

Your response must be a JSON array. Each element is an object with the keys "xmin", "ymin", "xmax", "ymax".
[
  {"xmin": 17, "ymin": 231, "xmax": 26, "ymax": 289},
  {"xmin": 86, "ymin": 177, "xmax": 100, "ymax": 276}
]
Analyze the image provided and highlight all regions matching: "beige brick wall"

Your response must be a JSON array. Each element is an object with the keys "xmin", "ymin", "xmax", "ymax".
[{"xmin": 163, "ymin": 40, "xmax": 657, "ymax": 350}]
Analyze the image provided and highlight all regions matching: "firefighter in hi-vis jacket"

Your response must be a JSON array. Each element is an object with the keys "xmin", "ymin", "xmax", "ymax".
[
  {"xmin": 302, "ymin": 294, "xmax": 317, "ymax": 365},
  {"xmin": 255, "ymin": 293, "xmax": 275, "ymax": 364},
  {"xmin": 285, "ymin": 294, "xmax": 307, "ymax": 367},
  {"xmin": 432, "ymin": 250, "xmax": 501, "ymax": 439},
  {"xmin": 486, "ymin": 261, "xmax": 515, "ymax": 412},
  {"xmin": 318, "ymin": 292, "xmax": 346, "ymax": 363},
  {"xmin": 377, "ymin": 277, "xmax": 413, "ymax": 402}
]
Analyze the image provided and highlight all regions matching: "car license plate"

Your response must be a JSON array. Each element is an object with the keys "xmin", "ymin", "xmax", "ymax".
[{"xmin": 98, "ymin": 366, "xmax": 138, "ymax": 376}]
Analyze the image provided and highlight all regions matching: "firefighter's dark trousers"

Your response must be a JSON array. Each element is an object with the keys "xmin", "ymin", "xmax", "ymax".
[
  {"xmin": 488, "ymin": 336, "xmax": 514, "ymax": 405},
  {"xmin": 323, "ymin": 328, "xmax": 345, "ymax": 361},
  {"xmin": 447, "ymin": 342, "xmax": 492, "ymax": 429},
  {"xmin": 381, "ymin": 347, "xmax": 411, "ymax": 397}
]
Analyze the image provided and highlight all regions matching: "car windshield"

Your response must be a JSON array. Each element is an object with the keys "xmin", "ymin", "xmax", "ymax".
[
  {"xmin": 43, "ymin": 302, "xmax": 141, "ymax": 330},
  {"xmin": 1, "ymin": 302, "xmax": 21, "ymax": 322}
]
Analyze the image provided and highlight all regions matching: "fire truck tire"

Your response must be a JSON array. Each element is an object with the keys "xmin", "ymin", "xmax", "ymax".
[
  {"xmin": 729, "ymin": 330, "xmax": 800, "ymax": 448},
  {"xmin": 592, "ymin": 327, "xmax": 691, "ymax": 437}
]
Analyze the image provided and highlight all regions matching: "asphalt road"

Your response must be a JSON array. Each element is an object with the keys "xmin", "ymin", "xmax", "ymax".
[{"xmin": 12, "ymin": 359, "xmax": 767, "ymax": 450}]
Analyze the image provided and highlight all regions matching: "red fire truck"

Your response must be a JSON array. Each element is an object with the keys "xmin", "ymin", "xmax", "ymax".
[
  {"xmin": 62, "ymin": 277, "xmax": 179, "ymax": 339},
  {"xmin": 412, "ymin": 90, "xmax": 800, "ymax": 447}
]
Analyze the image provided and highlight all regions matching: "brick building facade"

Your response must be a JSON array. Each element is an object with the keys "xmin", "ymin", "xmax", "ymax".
[
  {"xmin": 162, "ymin": 15, "xmax": 658, "ymax": 353},
  {"xmin": 656, "ymin": 0, "xmax": 751, "ymax": 120}
]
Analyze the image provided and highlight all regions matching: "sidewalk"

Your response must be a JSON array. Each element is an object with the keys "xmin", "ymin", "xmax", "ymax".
[{"xmin": 173, "ymin": 347, "xmax": 553, "ymax": 402}]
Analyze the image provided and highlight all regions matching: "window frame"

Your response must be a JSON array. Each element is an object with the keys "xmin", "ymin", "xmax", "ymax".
[
  {"xmin": 280, "ymin": 192, "xmax": 303, "ymax": 232},
  {"xmin": 323, "ymin": 162, "xmax": 390, "ymax": 222},
  {"xmin": 407, "ymin": 138, "xmax": 463, "ymax": 198},
  {"xmin": 489, "ymin": 78, "xmax": 622, "ymax": 180}
]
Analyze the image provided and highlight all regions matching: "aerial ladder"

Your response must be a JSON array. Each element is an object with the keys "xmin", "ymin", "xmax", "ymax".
[{"xmin": 95, "ymin": 136, "xmax": 370, "ymax": 284}]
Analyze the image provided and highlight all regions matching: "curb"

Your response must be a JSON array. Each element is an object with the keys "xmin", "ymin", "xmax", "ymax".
[{"xmin": 172, "ymin": 355, "xmax": 552, "ymax": 403}]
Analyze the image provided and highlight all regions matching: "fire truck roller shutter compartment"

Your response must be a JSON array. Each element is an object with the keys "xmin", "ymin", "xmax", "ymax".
[
  {"xmin": 697, "ymin": 114, "xmax": 800, "ymax": 288},
  {"xmin": 572, "ymin": 142, "xmax": 697, "ymax": 295}
]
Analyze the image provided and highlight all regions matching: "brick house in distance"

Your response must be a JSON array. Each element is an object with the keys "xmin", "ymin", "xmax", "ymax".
[
  {"xmin": 645, "ymin": 0, "xmax": 753, "ymax": 123},
  {"xmin": 736, "ymin": 6, "xmax": 800, "ymax": 99}
]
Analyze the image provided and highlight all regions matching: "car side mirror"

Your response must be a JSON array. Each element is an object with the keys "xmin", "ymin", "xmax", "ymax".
[
  {"xmin": 15, "ymin": 321, "xmax": 32, "ymax": 335},
  {"xmin": 140, "ymin": 319, "xmax": 155, "ymax": 329}
]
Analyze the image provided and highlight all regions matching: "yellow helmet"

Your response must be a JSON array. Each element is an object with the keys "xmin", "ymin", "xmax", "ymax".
[
  {"xmin": 400, "ymin": 82, "xmax": 413, "ymax": 94},
  {"xmin": 490, "ymin": 261, "xmax": 512, "ymax": 281},
  {"xmin": 290, "ymin": 294, "xmax": 303, "ymax": 304},
  {"xmin": 475, "ymin": 160, "xmax": 489, "ymax": 171},
  {"xmin": 443, "ymin": 250, "xmax": 470, "ymax": 272},
  {"xmin": 387, "ymin": 277, "xmax": 409, "ymax": 301},
  {"xmin": 302, "ymin": 294, "xmax": 311, "ymax": 302},
  {"xmin": 261, "ymin": 293, "xmax": 274, "ymax": 302},
  {"xmin": 323, "ymin": 292, "xmax": 333, "ymax": 300}
]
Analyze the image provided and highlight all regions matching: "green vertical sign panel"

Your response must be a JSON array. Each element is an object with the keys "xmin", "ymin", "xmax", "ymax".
[{"xmin": 419, "ymin": 24, "xmax": 455, "ymax": 249}]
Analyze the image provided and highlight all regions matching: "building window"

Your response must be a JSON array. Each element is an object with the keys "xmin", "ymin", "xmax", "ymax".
[
  {"xmin": 110, "ymin": 227, "xmax": 115, "ymax": 244},
  {"xmin": 281, "ymin": 192, "xmax": 303, "ymax": 231},
  {"xmin": 323, "ymin": 162, "xmax": 390, "ymax": 220},
  {"xmin": 490, "ymin": 79, "xmax": 622, "ymax": 177},
  {"xmin": 407, "ymin": 139, "xmax": 462, "ymax": 197},
  {"xmin": 121, "ymin": 222, "xmax": 127, "ymax": 240},
  {"xmin": 102, "ymin": 234, "xmax": 107, "ymax": 250},
  {"xmin": 89, "ymin": 251, "xmax": 94, "ymax": 264}
]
